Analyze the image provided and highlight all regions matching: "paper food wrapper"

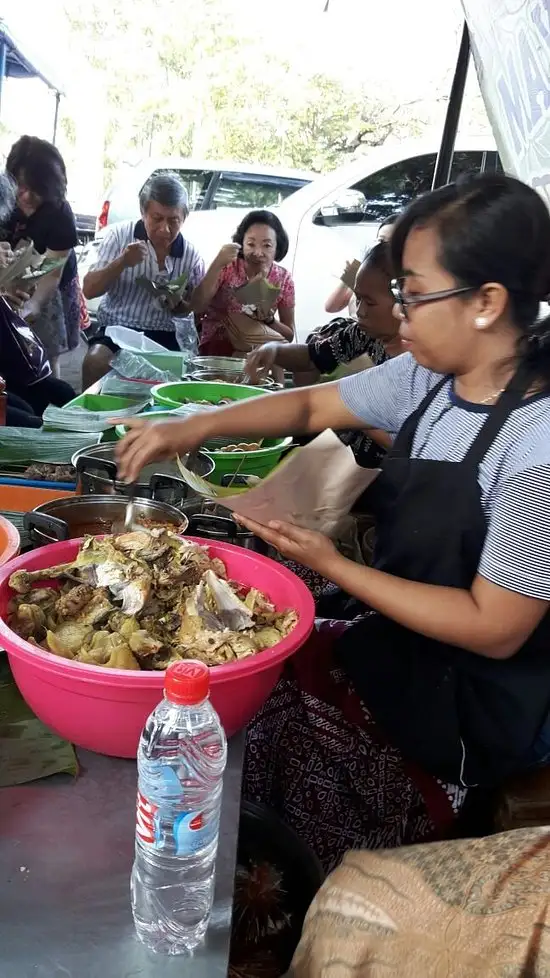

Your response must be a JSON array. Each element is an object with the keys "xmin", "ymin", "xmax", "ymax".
[
  {"xmin": 340, "ymin": 258, "xmax": 361, "ymax": 290},
  {"xmin": 176, "ymin": 429, "xmax": 380, "ymax": 537}
]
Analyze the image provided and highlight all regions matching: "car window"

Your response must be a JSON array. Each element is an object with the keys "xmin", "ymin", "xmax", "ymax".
[
  {"xmin": 150, "ymin": 169, "xmax": 214, "ymax": 210},
  {"xmin": 212, "ymin": 174, "xmax": 309, "ymax": 209},
  {"xmin": 313, "ymin": 151, "xmax": 492, "ymax": 227}
]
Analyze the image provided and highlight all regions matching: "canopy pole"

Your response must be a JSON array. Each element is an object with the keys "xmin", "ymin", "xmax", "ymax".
[
  {"xmin": 0, "ymin": 41, "xmax": 6, "ymax": 119},
  {"xmin": 52, "ymin": 91, "xmax": 61, "ymax": 145},
  {"xmin": 432, "ymin": 22, "xmax": 471, "ymax": 189}
]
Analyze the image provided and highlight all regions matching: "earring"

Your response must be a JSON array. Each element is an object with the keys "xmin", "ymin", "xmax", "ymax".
[{"xmin": 475, "ymin": 317, "xmax": 488, "ymax": 328}]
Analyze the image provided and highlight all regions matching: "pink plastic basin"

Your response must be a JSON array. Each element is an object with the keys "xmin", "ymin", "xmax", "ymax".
[{"xmin": 0, "ymin": 537, "xmax": 314, "ymax": 757}]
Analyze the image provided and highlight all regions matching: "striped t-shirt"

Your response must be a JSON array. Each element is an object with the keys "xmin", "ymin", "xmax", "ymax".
[
  {"xmin": 94, "ymin": 220, "xmax": 205, "ymax": 333},
  {"xmin": 339, "ymin": 353, "xmax": 550, "ymax": 602}
]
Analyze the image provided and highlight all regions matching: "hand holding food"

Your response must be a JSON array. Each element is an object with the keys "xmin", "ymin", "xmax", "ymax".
[
  {"xmin": 115, "ymin": 417, "xmax": 201, "ymax": 483},
  {"xmin": 214, "ymin": 242, "xmax": 241, "ymax": 270},
  {"xmin": 233, "ymin": 516, "xmax": 339, "ymax": 576},
  {"xmin": 123, "ymin": 241, "xmax": 148, "ymax": 268},
  {"xmin": 340, "ymin": 258, "xmax": 361, "ymax": 290},
  {"xmin": 4, "ymin": 287, "xmax": 31, "ymax": 310},
  {"xmin": 245, "ymin": 342, "xmax": 280, "ymax": 382}
]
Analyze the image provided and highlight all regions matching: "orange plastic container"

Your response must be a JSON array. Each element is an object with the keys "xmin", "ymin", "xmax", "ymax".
[{"xmin": 0, "ymin": 514, "xmax": 19, "ymax": 565}]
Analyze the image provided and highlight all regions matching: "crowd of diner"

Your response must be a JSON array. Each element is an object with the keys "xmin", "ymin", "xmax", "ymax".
[{"xmin": 2, "ymin": 135, "xmax": 550, "ymax": 970}]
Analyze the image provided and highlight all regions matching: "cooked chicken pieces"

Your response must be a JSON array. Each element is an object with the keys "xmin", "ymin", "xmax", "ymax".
[{"xmin": 8, "ymin": 531, "xmax": 298, "ymax": 670}]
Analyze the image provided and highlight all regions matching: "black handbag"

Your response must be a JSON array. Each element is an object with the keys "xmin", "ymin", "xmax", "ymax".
[{"xmin": 0, "ymin": 296, "xmax": 51, "ymax": 386}]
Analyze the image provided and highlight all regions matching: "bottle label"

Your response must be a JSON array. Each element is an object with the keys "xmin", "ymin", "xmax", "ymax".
[
  {"xmin": 135, "ymin": 791, "xmax": 218, "ymax": 855},
  {"xmin": 136, "ymin": 791, "xmax": 159, "ymax": 845},
  {"xmin": 173, "ymin": 810, "xmax": 218, "ymax": 856}
]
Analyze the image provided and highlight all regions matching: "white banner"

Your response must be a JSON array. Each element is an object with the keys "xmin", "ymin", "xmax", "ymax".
[{"xmin": 461, "ymin": 0, "xmax": 550, "ymax": 207}]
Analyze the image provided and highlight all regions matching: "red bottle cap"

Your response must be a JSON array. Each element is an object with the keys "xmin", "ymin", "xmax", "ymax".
[{"xmin": 164, "ymin": 660, "xmax": 210, "ymax": 705}]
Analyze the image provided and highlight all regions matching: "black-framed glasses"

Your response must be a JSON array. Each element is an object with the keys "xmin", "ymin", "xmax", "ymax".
[{"xmin": 390, "ymin": 278, "xmax": 475, "ymax": 319}]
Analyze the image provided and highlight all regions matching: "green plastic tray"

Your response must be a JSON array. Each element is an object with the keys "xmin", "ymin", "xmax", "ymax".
[
  {"xmin": 141, "ymin": 352, "xmax": 186, "ymax": 377},
  {"xmin": 64, "ymin": 393, "xmax": 145, "ymax": 412}
]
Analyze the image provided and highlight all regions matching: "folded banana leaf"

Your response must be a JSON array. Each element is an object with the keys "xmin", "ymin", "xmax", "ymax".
[
  {"xmin": 0, "ymin": 240, "xmax": 36, "ymax": 291},
  {"xmin": 0, "ymin": 658, "xmax": 78, "ymax": 787},
  {"xmin": 232, "ymin": 277, "xmax": 281, "ymax": 318},
  {"xmin": 136, "ymin": 271, "xmax": 189, "ymax": 298},
  {"xmin": 0, "ymin": 241, "xmax": 66, "ymax": 295}
]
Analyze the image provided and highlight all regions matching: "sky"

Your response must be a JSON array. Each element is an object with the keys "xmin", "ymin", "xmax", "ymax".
[{"xmin": 2, "ymin": 0, "xmax": 485, "ymax": 209}]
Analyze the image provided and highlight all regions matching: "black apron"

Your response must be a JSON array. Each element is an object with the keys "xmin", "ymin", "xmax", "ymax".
[{"xmin": 337, "ymin": 369, "xmax": 550, "ymax": 787}]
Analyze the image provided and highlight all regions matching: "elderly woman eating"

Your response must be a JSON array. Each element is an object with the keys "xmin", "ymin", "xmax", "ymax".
[
  {"xmin": 81, "ymin": 171, "xmax": 205, "ymax": 387},
  {"xmin": 116, "ymin": 172, "xmax": 550, "ymax": 873},
  {"xmin": 193, "ymin": 209, "xmax": 295, "ymax": 357}
]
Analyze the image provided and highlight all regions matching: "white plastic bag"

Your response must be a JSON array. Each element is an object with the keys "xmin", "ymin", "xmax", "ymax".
[{"xmin": 105, "ymin": 325, "xmax": 167, "ymax": 353}]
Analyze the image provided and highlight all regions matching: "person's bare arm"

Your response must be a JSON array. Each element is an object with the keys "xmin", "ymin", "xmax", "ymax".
[
  {"xmin": 115, "ymin": 382, "xmax": 364, "ymax": 482},
  {"xmin": 83, "ymin": 240, "xmax": 147, "ymax": 300},
  {"xmin": 190, "ymin": 243, "xmax": 240, "ymax": 314},
  {"xmin": 21, "ymin": 249, "xmax": 68, "ymax": 321},
  {"xmin": 269, "ymin": 305, "xmax": 294, "ymax": 341},
  {"xmin": 325, "ymin": 283, "xmax": 353, "ymax": 314},
  {"xmin": 231, "ymin": 519, "xmax": 549, "ymax": 660}
]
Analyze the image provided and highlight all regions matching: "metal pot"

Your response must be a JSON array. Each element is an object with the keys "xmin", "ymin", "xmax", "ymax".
[
  {"xmin": 24, "ymin": 495, "xmax": 189, "ymax": 547},
  {"xmin": 185, "ymin": 512, "xmax": 268, "ymax": 555},
  {"xmin": 71, "ymin": 443, "xmax": 214, "ymax": 505}
]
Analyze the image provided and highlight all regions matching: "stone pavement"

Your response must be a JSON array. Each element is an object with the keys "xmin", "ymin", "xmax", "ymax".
[{"xmin": 60, "ymin": 340, "xmax": 86, "ymax": 394}]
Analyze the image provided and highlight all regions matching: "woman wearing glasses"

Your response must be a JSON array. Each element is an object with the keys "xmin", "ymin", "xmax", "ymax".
[{"xmin": 116, "ymin": 173, "xmax": 550, "ymax": 871}]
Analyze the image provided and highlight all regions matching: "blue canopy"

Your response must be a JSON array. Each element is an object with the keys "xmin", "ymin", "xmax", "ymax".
[
  {"xmin": 0, "ymin": 18, "xmax": 65, "ymax": 142},
  {"xmin": 0, "ymin": 18, "xmax": 65, "ymax": 94}
]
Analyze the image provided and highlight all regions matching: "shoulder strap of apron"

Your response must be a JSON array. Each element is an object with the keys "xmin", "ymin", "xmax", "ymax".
[
  {"xmin": 463, "ymin": 366, "xmax": 532, "ymax": 467},
  {"xmin": 391, "ymin": 375, "xmax": 449, "ymax": 457}
]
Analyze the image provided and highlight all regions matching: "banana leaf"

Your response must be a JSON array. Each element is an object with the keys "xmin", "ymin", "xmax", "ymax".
[
  {"xmin": 0, "ymin": 242, "xmax": 66, "ymax": 293},
  {"xmin": 232, "ymin": 277, "xmax": 281, "ymax": 319},
  {"xmin": 0, "ymin": 240, "xmax": 36, "ymax": 291},
  {"xmin": 0, "ymin": 658, "xmax": 78, "ymax": 787},
  {"xmin": 136, "ymin": 271, "xmax": 189, "ymax": 298}
]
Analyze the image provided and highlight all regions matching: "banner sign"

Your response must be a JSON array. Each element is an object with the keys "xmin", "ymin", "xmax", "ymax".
[{"xmin": 461, "ymin": 0, "xmax": 550, "ymax": 207}]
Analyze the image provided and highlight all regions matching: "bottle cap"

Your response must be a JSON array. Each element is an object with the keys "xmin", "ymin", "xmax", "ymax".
[{"xmin": 164, "ymin": 660, "xmax": 210, "ymax": 705}]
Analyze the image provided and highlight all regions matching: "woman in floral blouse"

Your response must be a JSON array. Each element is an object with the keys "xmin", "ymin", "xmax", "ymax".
[{"xmin": 193, "ymin": 209, "xmax": 295, "ymax": 356}]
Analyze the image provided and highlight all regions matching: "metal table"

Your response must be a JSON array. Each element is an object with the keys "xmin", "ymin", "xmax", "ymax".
[{"xmin": 0, "ymin": 734, "xmax": 245, "ymax": 978}]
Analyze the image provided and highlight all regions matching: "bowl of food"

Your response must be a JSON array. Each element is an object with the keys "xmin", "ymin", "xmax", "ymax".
[
  {"xmin": 0, "ymin": 532, "xmax": 314, "ymax": 757},
  {"xmin": 151, "ymin": 380, "xmax": 267, "ymax": 410}
]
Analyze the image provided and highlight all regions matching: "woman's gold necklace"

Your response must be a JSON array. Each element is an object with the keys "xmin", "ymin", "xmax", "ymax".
[{"xmin": 478, "ymin": 388, "xmax": 505, "ymax": 404}]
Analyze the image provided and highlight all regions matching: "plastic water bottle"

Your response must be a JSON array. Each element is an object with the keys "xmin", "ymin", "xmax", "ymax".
[{"xmin": 131, "ymin": 660, "xmax": 228, "ymax": 954}]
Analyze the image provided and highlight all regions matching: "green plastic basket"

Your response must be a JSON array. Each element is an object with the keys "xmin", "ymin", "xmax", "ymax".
[
  {"xmin": 116, "ymin": 404, "xmax": 292, "ymax": 485},
  {"xmin": 205, "ymin": 437, "xmax": 293, "ymax": 484},
  {"xmin": 150, "ymin": 380, "xmax": 267, "ymax": 409}
]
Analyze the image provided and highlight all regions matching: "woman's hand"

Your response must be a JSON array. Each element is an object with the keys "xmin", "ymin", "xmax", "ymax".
[
  {"xmin": 20, "ymin": 296, "xmax": 41, "ymax": 323},
  {"xmin": 214, "ymin": 243, "xmax": 241, "ymax": 269},
  {"xmin": 3, "ymin": 288, "xmax": 30, "ymax": 311},
  {"xmin": 245, "ymin": 342, "xmax": 281, "ymax": 382},
  {"xmin": 114, "ymin": 418, "xmax": 202, "ymax": 483},
  {"xmin": 233, "ymin": 515, "xmax": 338, "ymax": 576}
]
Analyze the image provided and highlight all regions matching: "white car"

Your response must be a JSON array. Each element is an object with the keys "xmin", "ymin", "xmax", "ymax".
[
  {"xmin": 81, "ymin": 137, "xmax": 500, "ymax": 341},
  {"xmin": 95, "ymin": 157, "xmax": 316, "ymax": 230}
]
